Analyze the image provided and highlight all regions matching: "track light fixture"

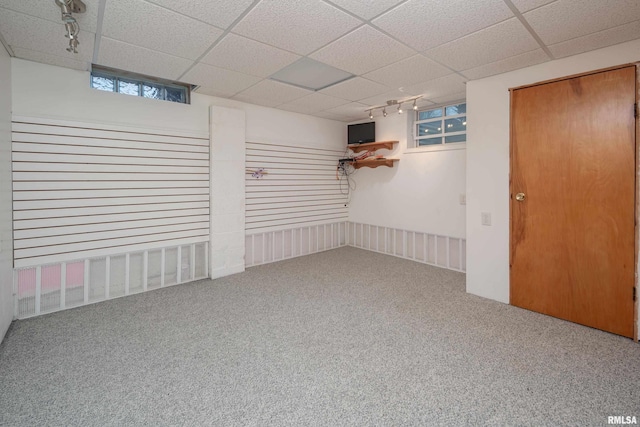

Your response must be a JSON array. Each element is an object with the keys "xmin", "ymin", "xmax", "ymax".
[
  {"xmin": 55, "ymin": 0, "xmax": 86, "ymax": 54},
  {"xmin": 365, "ymin": 95, "xmax": 422, "ymax": 119}
]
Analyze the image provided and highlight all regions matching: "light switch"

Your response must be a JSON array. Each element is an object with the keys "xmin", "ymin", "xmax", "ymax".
[
  {"xmin": 481, "ymin": 212, "xmax": 491, "ymax": 226},
  {"xmin": 459, "ymin": 194, "xmax": 466, "ymax": 205}
]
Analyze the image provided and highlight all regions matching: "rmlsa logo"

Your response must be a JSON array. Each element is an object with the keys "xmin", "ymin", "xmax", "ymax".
[{"xmin": 608, "ymin": 416, "xmax": 637, "ymax": 425}]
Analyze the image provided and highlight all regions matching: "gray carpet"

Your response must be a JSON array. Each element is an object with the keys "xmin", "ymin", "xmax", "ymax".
[{"xmin": 0, "ymin": 246, "xmax": 638, "ymax": 426}]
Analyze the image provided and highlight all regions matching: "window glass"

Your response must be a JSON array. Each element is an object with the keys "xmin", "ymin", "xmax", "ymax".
[
  {"xmin": 445, "ymin": 117, "xmax": 466, "ymax": 133},
  {"xmin": 119, "ymin": 80, "xmax": 140, "ymax": 96},
  {"xmin": 143, "ymin": 84, "xmax": 162, "ymax": 99},
  {"xmin": 91, "ymin": 75, "xmax": 114, "ymax": 92},
  {"xmin": 417, "ymin": 122, "xmax": 442, "ymax": 137},
  {"xmin": 445, "ymin": 134, "xmax": 466, "ymax": 144},
  {"xmin": 445, "ymin": 103, "xmax": 466, "ymax": 116},
  {"xmin": 418, "ymin": 137, "xmax": 443, "ymax": 146},
  {"xmin": 418, "ymin": 109, "xmax": 443, "ymax": 120},
  {"xmin": 90, "ymin": 67, "xmax": 190, "ymax": 104}
]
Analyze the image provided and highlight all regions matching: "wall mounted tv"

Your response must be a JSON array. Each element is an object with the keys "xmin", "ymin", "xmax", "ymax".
[{"xmin": 348, "ymin": 122, "xmax": 375, "ymax": 145}]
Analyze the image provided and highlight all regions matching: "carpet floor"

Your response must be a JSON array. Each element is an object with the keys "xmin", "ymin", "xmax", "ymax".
[{"xmin": 0, "ymin": 246, "xmax": 638, "ymax": 426}]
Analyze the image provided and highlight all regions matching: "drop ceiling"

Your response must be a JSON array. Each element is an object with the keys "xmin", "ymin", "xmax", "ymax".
[{"xmin": 1, "ymin": 0, "xmax": 639, "ymax": 122}]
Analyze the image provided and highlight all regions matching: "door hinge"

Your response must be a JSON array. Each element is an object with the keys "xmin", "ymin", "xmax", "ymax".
[
  {"xmin": 634, "ymin": 287, "xmax": 637, "ymax": 302},
  {"xmin": 635, "ymin": 103, "xmax": 638, "ymax": 118}
]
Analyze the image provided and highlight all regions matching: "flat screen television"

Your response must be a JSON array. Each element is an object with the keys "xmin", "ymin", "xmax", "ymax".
[{"xmin": 348, "ymin": 122, "xmax": 375, "ymax": 145}]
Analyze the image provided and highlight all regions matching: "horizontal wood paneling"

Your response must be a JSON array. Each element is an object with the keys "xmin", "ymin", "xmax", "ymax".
[
  {"xmin": 13, "ymin": 118, "xmax": 210, "ymax": 267},
  {"xmin": 246, "ymin": 141, "xmax": 348, "ymax": 233}
]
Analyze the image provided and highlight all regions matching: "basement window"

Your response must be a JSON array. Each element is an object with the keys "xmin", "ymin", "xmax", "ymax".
[
  {"xmin": 90, "ymin": 66, "xmax": 191, "ymax": 104},
  {"xmin": 411, "ymin": 102, "xmax": 467, "ymax": 150}
]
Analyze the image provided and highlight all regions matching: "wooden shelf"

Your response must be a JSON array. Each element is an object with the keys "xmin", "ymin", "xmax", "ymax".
[
  {"xmin": 349, "ymin": 140, "xmax": 398, "ymax": 154},
  {"xmin": 351, "ymin": 158, "xmax": 399, "ymax": 169}
]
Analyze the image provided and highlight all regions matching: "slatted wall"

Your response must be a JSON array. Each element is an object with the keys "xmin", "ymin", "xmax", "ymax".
[
  {"xmin": 245, "ymin": 141, "xmax": 349, "ymax": 266},
  {"xmin": 347, "ymin": 222, "xmax": 466, "ymax": 272},
  {"xmin": 12, "ymin": 116, "xmax": 210, "ymax": 317}
]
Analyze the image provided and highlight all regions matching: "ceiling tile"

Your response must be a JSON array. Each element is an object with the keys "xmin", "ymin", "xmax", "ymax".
[
  {"xmin": 358, "ymin": 87, "xmax": 415, "ymax": 106},
  {"xmin": 549, "ymin": 20, "xmax": 640, "ymax": 58},
  {"xmin": 319, "ymin": 77, "xmax": 390, "ymax": 101},
  {"xmin": 102, "ymin": 0, "xmax": 223, "ymax": 60},
  {"xmin": 313, "ymin": 111, "xmax": 350, "ymax": 122},
  {"xmin": 310, "ymin": 25, "xmax": 415, "ymax": 75},
  {"xmin": 182, "ymin": 63, "xmax": 261, "ymax": 97},
  {"xmin": 424, "ymin": 18, "xmax": 539, "ymax": 71},
  {"xmin": 509, "ymin": 0, "xmax": 556, "ymax": 13},
  {"xmin": 427, "ymin": 91, "xmax": 467, "ymax": 105},
  {"xmin": 96, "ymin": 37, "xmax": 193, "ymax": 81},
  {"xmin": 404, "ymin": 74, "xmax": 468, "ymax": 101},
  {"xmin": 11, "ymin": 47, "xmax": 90, "ymax": 71},
  {"xmin": 372, "ymin": 0, "xmax": 513, "ymax": 51},
  {"xmin": 0, "ymin": 0, "xmax": 100, "ymax": 32},
  {"xmin": 0, "ymin": 8, "xmax": 95, "ymax": 62},
  {"xmin": 362, "ymin": 54, "xmax": 452, "ymax": 88},
  {"xmin": 322, "ymin": 101, "xmax": 370, "ymax": 118},
  {"xmin": 523, "ymin": 0, "xmax": 640, "ymax": 45},
  {"xmin": 201, "ymin": 33, "xmax": 300, "ymax": 78},
  {"xmin": 145, "ymin": 0, "xmax": 255, "ymax": 29},
  {"xmin": 324, "ymin": 0, "xmax": 405, "ymax": 21},
  {"xmin": 194, "ymin": 86, "xmax": 239, "ymax": 98},
  {"xmin": 232, "ymin": 0, "xmax": 361, "ymax": 55},
  {"xmin": 460, "ymin": 49, "xmax": 549, "ymax": 80},
  {"xmin": 232, "ymin": 80, "xmax": 313, "ymax": 107},
  {"xmin": 279, "ymin": 92, "xmax": 350, "ymax": 113}
]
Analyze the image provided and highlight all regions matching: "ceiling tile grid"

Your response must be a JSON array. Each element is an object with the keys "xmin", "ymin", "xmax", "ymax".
[
  {"xmin": 372, "ymin": 0, "xmax": 514, "ymax": 51},
  {"xmin": 0, "ymin": 0, "xmax": 100, "ymax": 32},
  {"xmin": 11, "ymin": 46, "xmax": 90, "ymax": 71},
  {"xmin": 145, "ymin": 0, "xmax": 256, "ymax": 29},
  {"xmin": 547, "ymin": 19, "xmax": 640, "ymax": 59},
  {"xmin": 200, "ymin": 33, "xmax": 300, "ymax": 78},
  {"xmin": 460, "ymin": 48, "xmax": 549, "ymax": 80},
  {"xmin": 231, "ymin": 0, "xmax": 362, "ymax": 55},
  {"xmin": 310, "ymin": 25, "xmax": 416, "ymax": 75},
  {"xmin": 2, "ymin": 0, "xmax": 640, "ymax": 122},
  {"xmin": 97, "ymin": 37, "xmax": 193, "ymax": 81},
  {"xmin": 0, "ymin": 8, "xmax": 95, "ymax": 62},
  {"xmin": 232, "ymin": 80, "xmax": 314, "ymax": 107},
  {"xmin": 319, "ymin": 77, "xmax": 391, "ymax": 101},
  {"xmin": 102, "ymin": 0, "xmax": 223, "ymax": 60},
  {"xmin": 183, "ymin": 63, "xmax": 261, "ymax": 97},
  {"xmin": 424, "ymin": 18, "xmax": 540, "ymax": 71},
  {"xmin": 523, "ymin": 0, "xmax": 640, "ymax": 45},
  {"xmin": 363, "ymin": 54, "xmax": 453, "ymax": 88},
  {"xmin": 323, "ymin": 0, "xmax": 406, "ymax": 21}
]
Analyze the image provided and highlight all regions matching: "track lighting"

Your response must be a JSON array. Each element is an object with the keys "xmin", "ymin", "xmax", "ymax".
[
  {"xmin": 364, "ymin": 95, "xmax": 422, "ymax": 119},
  {"xmin": 54, "ymin": 0, "xmax": 86, "ymax": 54}
]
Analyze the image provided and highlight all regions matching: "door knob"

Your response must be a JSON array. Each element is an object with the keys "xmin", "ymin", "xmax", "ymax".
[{"xmin": 515, "ymin": 192, "xmax": 525, "ymax": 201}]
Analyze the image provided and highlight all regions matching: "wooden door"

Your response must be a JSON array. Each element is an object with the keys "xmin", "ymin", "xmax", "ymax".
[{"xmin": 510, "ymin": 65, "xmax": 636, "ymax": 338}]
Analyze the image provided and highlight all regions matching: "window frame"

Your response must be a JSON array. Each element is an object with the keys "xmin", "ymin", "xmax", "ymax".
[
  {"xmin": 407, "ymin": 101, "xmax": 467, "ymax": 153},
  {"xmin": 90, "ymin": 65, "xmax": 191, "ymax": 104}
]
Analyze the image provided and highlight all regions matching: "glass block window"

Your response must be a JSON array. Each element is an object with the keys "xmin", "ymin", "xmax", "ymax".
[
  {"xmin": 415, "ymin": 102, "xmax": 466, "ymax": 147},
  {"xmin": 90, "ymin": 66, "xmax": 190, "ymax": 104}
]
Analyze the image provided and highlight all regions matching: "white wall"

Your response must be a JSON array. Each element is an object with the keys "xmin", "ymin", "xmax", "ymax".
[
  {"xmin": 466, "ymin": 38, "xmax": 640, "ymax": 304},
  {"xmin": 11, "ymin": 59, "xmax": 344, "ymax": 149},
  {"xmin": 0, "ymin": 44, "xmax": 13, "ymax": 341},
  {"xmin": 348, "ymin": 112, "xmax": 466, "ymax": 238}
]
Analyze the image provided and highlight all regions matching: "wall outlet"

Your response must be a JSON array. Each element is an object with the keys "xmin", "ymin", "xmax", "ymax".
[
  {"xmin": 481, "ymin": 212, "xmax": 492, "ymax": 226},
  {"xmin": 459, "ymin": 194, "xmax": 466, "ymax": 205}
]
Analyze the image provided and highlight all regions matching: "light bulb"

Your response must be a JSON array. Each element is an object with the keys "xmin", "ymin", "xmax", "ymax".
[
  {"xmin": 369, "ymin": 110, "xmax": 373, "ymax": 120},
  {"xmin": 398, "ymin": 104, "xmax": 403, "ymax": 114},
  {"xmin": 382, "ymin": 108, "xmax": 387, "ymax": 117},
  {"xmin": 413, "ymin": 100, "xmax": 418, "ymax": 110}
]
